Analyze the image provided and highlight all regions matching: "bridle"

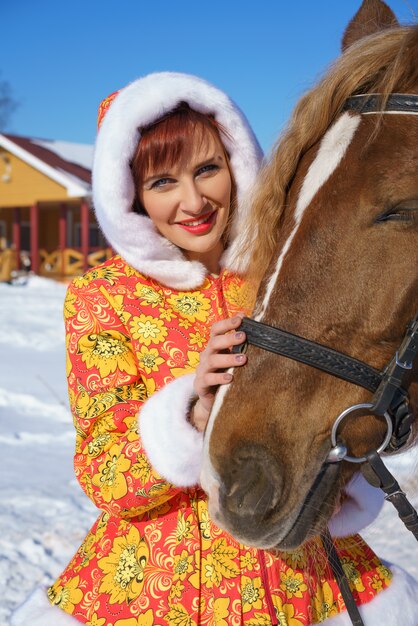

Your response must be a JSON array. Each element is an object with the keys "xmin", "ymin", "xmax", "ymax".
[
  {"xmin": 233, "ymin": 94, "xmax": 418, "ymax": 626},
  {"xmin": 234, "ymin": 312, "xmax": 417, "ymax": 460}
]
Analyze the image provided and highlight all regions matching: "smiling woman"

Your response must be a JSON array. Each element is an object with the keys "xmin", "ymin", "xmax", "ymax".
[
  {"xmin": 11, "ymin": 71, "xmax": 268, "ymax": 626},
  {"xmin": 133, "ymin": 104, "xmax": 234, "ymax": 274}
]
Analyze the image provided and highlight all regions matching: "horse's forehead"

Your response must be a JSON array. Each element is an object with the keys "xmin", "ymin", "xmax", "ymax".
[
  {"xmin": 255, "ymin": 112, "xmax": 361, "ymax": 321},
  {"xmin": 295, "ymin": 113, "xmax": 361, "ymax": 219},
  {"xmin": 256, "ymin": 110, "xmax": 418, "ymax": 322},
  {"xmin": 296, "ymin": 110, "xmax": 418, "ymax": 207}
]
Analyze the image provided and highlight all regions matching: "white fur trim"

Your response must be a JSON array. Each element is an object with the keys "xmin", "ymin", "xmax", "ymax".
[
  {"xmin": 328, "ymin": 471, "xmax": 384, "ymax": 537},
  {"xmin": 139, "ymin": 373, "xmax": 203, "ymax": 487},
  {"xmin": 93, "ymin": 72, "xmax": 263, "ymax": 289},
  {"xmin": 320, "ymin": 563, "xmax": 418, "ymax": 625},
  {"xmin": 11, "ymin": 588, "xmax": 78, "ymax": 625}
]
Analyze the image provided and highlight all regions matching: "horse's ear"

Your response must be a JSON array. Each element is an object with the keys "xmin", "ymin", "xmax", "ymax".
[{"xmin": 342, "ymin": 0, "xmax": 399, "ymax": 51}]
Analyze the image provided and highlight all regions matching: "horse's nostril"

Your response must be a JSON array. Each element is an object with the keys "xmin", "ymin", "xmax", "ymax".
[{"xmin": 222, "ymin": 447, "xmax": 283, "ymax": 518}]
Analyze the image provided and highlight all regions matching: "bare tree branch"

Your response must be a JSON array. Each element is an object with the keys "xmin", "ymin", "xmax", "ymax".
[{"xmin": 0, "ymin": 74, "xmax": 19, "ymax": 130}]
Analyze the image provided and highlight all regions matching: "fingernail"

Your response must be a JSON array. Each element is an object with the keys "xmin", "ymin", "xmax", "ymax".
[
  {"xmin": 235, "ymin": 354, "xmax": 246, "ymax": 363},
  {"xmin": 235, "ymin": 332, "xmax": 244, "ymax": 340},
  {"xmin": 224, "ymin": 373, "xmax": 233, "ymax": 382}
]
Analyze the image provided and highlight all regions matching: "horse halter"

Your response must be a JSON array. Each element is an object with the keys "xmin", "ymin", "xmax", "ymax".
[
  {"xmin": 234, "ymin": 309, "xmax": 417, "ymax": 626},
  {"xmin": 234, "ymin": 92, "xmax": 418, "ymax": 461},
  {"xmin": 234, "ymin": 312, "xmax": 418, "ymax": 459},
  {"xmin": 232, "ymin": 93, "xmax": 418, "ymax": 626}
]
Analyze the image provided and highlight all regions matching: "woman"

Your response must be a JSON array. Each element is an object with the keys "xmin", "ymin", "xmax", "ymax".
[{"xmin": 13, "ymin": 72, "xmax": 392, "ymax": 626}]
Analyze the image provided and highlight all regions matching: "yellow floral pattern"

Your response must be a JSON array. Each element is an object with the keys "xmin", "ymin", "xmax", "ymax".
[
  {"xmin": 280, "ymin": 567, "xmax": 308, "ymax": 599},
  {"xmin": 49, "ymin": 255, "xmax": 392, "ymax": 625},
  {"xmin": 137, "ymin": 345, "xmax": 165, "ymax": 373},
  {"xmin": 86, "ymin": 613, "xmax": 106, "ymax": 626},
  {"xmin": 92, "ymin": 443, "xmax": 131, "ymax": 502},
  {"xmin": 78, "ymin": 330, "xmax": 137, "ymax": 377},
  {"xmin": 135, "ymin": 284, "xmax": 164, "ymax": 308},
  {"xmin": 312, "ymin": 581, "xmax": 338, "ymax": 622},
  {"xmin": 48, "ymin": 576, "xmax": 83, "ymax": 614},
  {"xmin": 114, "ymin": 609, "xmax": 154, "ymax": 625},
  {"xmin": 211, "ymin": 597, "xmax": 230, "ymax": 626},
  {"xmin": 241, "ymin": 576, "xmax": 265, "ymax": 613},
  {"xmin": 98, "ymin": 526, "xmax": 149, "ymax": 604},
  {"xmin": 271, "ymin": 594, "xmax": 305, "ymax": 626},
  {"xmin": 167, "ymin": 291, "xmax": 211, "ymax": 322},
  {"xmin": 130, "ymin": 314, "xmax": 168, "ymax": 346}
]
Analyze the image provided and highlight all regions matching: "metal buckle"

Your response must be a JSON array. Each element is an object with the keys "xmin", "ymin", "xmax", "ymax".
[
  {"xmin": 327, "ymin": 403, "xmax": 393, "ymax": 464},
  {"xmin": 395, "ymin": 351, "xmax": 413, "ymax": 370}
]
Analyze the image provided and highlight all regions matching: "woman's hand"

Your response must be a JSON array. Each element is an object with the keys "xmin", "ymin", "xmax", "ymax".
[{"xmin": 190, "ymin": 314, "xmax": 247, "ymax": 432}]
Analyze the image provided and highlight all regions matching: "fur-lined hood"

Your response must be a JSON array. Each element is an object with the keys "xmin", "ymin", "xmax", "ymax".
[{"xmin": 93, "ymin": 72, "xmax": 263, "ymax": 289}]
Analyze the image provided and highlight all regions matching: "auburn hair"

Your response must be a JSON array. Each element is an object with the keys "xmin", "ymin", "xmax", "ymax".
[{"xmin": 131, "ymin": 102, "xmax": 235, "ymax": 214}]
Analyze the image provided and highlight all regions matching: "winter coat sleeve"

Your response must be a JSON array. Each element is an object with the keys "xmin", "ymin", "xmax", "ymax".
[{"xmin": 64, "ymin": 279, "xmax": 202, "ymax": 520}]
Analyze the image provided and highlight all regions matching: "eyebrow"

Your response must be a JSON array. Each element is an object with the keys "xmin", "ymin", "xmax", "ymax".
[{"xmin": 142, "ymin": 152, "xmax": 225, "ymax": 186}]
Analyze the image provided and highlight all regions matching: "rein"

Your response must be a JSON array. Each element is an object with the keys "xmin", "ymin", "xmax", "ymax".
[{"xmin": 234, "ymin": 93, "xmax": 418, "ymax": 626}]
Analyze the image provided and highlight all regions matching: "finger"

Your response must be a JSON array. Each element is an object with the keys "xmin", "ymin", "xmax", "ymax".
[
  {"xmin": 207, "ymin": 330, "xmax": 246, "ymax": 353},
  {"xmin": 199, "ymin": 372, "xmax": 234, "ymax": 389},
  {"xmin": 206, "ymin": 352, "xmax": 247, "ymax": 371},
  {"xmin": 210, "ymin": 314, "xmax": 245, "ymax": 338}
]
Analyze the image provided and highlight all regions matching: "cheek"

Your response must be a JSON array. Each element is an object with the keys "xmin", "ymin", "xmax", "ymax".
[
  {"xmin": 217, "ymin": 177, "xmax": 233, "ymax": 211},
  {"xmin": 223, "ymin": 174, "xmax": 233, "ymax": 204},
  {"xmin": 141, "ymin": 196, "xmax": 171, "ymax": 225},
  {"xmin": 203, "ymin": 172, "xmax": 232, "ymax": 208}
]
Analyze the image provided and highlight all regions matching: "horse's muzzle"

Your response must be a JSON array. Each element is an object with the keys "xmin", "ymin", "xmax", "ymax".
[{"xmin": 217, "ymin": 443, "xmax": 283, "ymax": 531}]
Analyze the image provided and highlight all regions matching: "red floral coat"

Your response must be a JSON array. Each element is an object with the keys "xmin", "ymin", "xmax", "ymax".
[{"xmin": 49, "ymin": 255, "xmax": 391, "ymax": 625}]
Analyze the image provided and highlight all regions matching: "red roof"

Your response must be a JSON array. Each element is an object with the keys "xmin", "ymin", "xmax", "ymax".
[{"xmin": 2, "ymin": 133, "xmax": 92, "ymax": 187}]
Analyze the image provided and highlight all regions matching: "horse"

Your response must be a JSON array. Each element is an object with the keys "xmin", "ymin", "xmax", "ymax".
[{"xmin": 201, "ymin": 0, "xmax": 418, "ymax": 622}]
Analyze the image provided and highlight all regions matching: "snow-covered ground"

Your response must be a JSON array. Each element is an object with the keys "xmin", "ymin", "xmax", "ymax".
[
  {"xmin": 0, "ymin": 277, "xmax": 97, "ymax": 626},
  {"xmin": 1, "ymin": 276, "xmax": 417, "ymax": 625}
]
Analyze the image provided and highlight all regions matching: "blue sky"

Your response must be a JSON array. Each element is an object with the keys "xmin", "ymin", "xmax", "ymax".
[{"xmin": 2, "ymin": 0, "xmax": 416, "ymax": 152}]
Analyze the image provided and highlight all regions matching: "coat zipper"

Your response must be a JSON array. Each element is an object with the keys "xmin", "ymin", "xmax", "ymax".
[{"xmin": 258, "ymin": 549, "xmax": 278, "ymax": 625}]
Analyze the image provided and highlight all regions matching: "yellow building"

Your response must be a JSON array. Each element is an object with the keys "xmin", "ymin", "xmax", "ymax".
[{"xmin": 0, "ymin": 133, "xmax": 111, "ymax": 281}]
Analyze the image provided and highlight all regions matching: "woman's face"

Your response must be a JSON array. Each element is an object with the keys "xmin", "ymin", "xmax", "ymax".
[{"xmin": 138, "ymin": 133, "xmax": 232, "ymax": 273}]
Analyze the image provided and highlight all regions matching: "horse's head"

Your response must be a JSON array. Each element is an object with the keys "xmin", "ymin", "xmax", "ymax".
[{"xmin": 201, "ymin": 0, "xmax": 418, "ymax": 550}]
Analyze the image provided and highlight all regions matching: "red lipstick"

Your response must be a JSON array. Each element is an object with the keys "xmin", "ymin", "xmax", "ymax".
[{"xmin": 177, "ymin": 210, "xmax": 217, "ymax": 234}]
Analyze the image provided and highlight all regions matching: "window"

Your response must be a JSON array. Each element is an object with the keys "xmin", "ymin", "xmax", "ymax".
[
  {"xmin": 74, "ymin": 223, "xmax": 106, "ymax": 248},
  {"xmin": 20, "ymin": 222, "xmax": 30, "ymax": 251},
  {"xmin": 0, "ymin": 220, "xmax": 6, "ymax": 248}
]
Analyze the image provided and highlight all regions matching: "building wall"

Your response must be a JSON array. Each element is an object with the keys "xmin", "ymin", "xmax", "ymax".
[{"xmin": 0, "ymin": 149, "xmax": 69, "ymax": 207}]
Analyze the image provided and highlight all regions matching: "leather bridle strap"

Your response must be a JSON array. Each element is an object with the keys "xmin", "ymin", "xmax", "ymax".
[
  {"xmin": 235, "ymin": 313, "xmax": 418, "ymax": 452},
  {"xmin": 362, "ymin": 450, "xmax": 418, "ymax": 541},
  {"xmin": 320, "ymin": 528, "xmax": 365, "ymax": 626},
  {"xmin": 234, "ymin": 317, "xmax": 381, "ymax": 392},
  {"xmin": 344, "ymin": 93, "xmax": 418, "ymax": 114}
]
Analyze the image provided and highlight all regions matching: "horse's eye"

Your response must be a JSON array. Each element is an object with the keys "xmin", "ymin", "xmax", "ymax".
[{"xmin": 376, "ymin": 200, "xmax": 418, "ymax": 223}]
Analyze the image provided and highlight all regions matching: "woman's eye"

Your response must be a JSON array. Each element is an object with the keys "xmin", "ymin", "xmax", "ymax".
[
  {"xmin": 196, "ymin": 164, "xmax": 219, "ymax": 177},
  {"xmin": 150, "ymin": 177, "xmax": 173, "ymax": 189}
]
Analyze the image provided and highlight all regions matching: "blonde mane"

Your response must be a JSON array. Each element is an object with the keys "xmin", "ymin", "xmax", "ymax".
[{"xmin": 236, "ymin": 25, "xmax": 418, "ymax": 284}]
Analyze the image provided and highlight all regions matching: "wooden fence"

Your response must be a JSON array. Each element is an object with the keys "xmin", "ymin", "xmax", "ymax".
[{"xmin": 0, "ymin": 247, "xmax": 113, "ymax": 282}]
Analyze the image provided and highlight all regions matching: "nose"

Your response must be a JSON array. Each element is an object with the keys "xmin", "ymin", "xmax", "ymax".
[
  {"xmin": 179, "ymin": 180, "xmax": 206, "ymax": 214},
  {"xmin": 219, "ymin": 443, "xmax": 283, "ymax": 520}
]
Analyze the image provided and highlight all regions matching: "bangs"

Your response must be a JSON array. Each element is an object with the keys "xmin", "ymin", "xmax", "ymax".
[{"xmin": 131, "ymin": 103, "xmax": 230, "ymax": 191}]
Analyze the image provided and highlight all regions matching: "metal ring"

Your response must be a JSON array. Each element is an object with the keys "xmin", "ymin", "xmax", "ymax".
[{"xmin": 330, "ymin": 402, "xmax": 393, "ymax": 464}]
